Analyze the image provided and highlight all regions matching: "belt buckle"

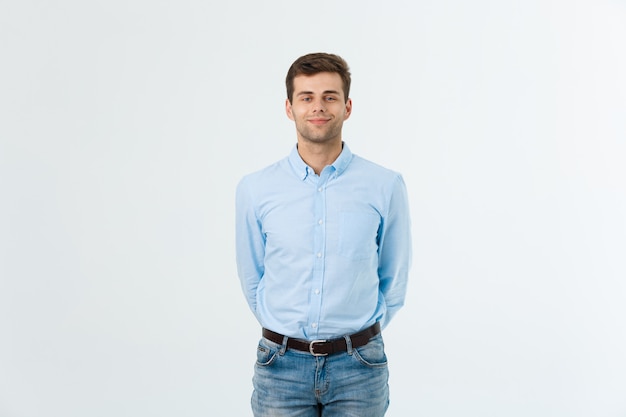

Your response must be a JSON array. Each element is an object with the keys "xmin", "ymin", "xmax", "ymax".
[{"xmin": 309, "ymin": 340, "xmax": 328, "ymax": 356}]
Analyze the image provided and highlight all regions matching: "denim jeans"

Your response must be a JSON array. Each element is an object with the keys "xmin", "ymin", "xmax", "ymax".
[{"xmin": 251, "ymin": 333, "xmax": 389, "ymax": 417}]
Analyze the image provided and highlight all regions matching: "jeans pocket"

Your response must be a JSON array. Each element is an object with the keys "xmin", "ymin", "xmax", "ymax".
[
  {"xmin": 256, "ymin": 338, "xmax": 280, "ymax": 367},
  {"xmin": 352, "ymin": 335, "xmax": 388, "ymax": 368}
]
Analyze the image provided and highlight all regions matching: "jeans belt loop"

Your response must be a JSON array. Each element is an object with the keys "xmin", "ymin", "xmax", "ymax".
[{"xmin": 344, "ymin": 334, "xmax": 353, "ymax": 355}]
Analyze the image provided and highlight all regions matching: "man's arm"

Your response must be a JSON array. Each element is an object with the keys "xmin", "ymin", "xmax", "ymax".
[
  {"xmin": 235, "ymin": 177, "xmax": 265, "ymax": 320},
  {"xmin": 377, "ymin": 174, "xmax": 412, "ymax": 329}
]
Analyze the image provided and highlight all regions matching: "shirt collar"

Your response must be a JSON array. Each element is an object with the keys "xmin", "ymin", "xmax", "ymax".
[
  {"xmin": 288, "ymin": 145, "xmax": 310, "ymax": 180},
  {"xmin": 288, "ymin": 142, "xmax": 354, "ymax": 181},
  {"xmin": 332, "ymin": 142, "xmax": 353, "ymax": 177}
]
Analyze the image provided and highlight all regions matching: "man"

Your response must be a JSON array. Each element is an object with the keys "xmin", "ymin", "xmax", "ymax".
[{"xmin": 235, "ymin": 52, "xmax": 411, "ymax": 417}]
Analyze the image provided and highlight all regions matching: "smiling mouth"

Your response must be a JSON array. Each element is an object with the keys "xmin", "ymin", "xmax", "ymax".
[{"xmin": 308, "ymin": 118, "xmax": 330, "ymax": 125}]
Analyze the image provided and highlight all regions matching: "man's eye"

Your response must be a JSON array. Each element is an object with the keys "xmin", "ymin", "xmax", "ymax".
[
  {"xmin": 302, "ymin": 97, "xmax": 311, "ymax": 102},
  {"xmin": 325, "ymin": 97, "xmax": 336, "ymax": 101}
]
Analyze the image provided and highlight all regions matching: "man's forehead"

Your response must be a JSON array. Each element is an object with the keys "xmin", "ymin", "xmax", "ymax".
[
  {"xmin": 294, "ymin": 72, "xmax": 342, "ymax": 86},
  {"xmin": 293, "ymin": 73, "xmax": 344, "ymax": 94}
]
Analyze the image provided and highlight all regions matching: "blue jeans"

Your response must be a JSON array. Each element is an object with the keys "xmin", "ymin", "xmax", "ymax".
[{"xmin": 252, "ymin": 333, "xmax": 389, "ymax": 417}]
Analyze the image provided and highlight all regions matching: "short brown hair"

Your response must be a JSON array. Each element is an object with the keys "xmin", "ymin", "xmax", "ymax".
[{"xmin": 285, "ymin": 52, "xmax": 351, "ymax": 104}]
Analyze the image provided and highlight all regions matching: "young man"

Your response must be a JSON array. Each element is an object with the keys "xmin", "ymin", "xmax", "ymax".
[{"xmin": 235, "ymin": 52, "xmax": 412, "ymax": 417}]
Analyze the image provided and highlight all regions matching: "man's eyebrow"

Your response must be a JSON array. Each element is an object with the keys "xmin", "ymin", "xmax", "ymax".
[{"xmin": 295, "ymin": 90, "xmax": 341, "ymax": 96}]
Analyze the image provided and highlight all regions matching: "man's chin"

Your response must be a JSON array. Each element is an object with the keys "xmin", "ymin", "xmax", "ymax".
[{"xmin": 298, "ymin": 130, "xmax": 342, "ymax": 144}]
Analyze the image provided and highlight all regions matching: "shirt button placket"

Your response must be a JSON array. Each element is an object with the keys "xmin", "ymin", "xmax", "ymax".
[{"xmin": 310, "ymin": 178, "xmax": 327, "ymax": 335}]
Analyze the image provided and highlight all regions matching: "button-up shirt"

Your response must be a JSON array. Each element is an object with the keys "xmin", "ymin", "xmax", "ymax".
[{"xmin": 235, "ymin": 143, "xmax": 411, "ymax": 340}]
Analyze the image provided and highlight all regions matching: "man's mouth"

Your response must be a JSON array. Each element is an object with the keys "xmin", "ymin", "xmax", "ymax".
[{"xmin": 307, "ymin": 118, "xmax": 330, "ymax": 125}]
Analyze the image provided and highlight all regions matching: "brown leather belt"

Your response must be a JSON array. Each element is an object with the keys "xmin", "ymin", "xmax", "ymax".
[{"xmin": 262, "ymin": 322, "xmax": 381, "ymax": 356}]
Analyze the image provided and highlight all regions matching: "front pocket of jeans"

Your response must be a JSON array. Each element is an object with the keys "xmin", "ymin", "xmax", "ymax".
[
  {"xmin": 352, "ymin": 338, "xmax": 388, "ymax": 368},
  {"xmin": 256, "ymin": 341, "xmax": 279, "ymax": 367}
]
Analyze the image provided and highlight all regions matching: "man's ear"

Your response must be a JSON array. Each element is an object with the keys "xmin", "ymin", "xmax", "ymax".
[
  {"xmin": 285, "ymin": 99, "xmax": 295, "ymax": 121},
  {"xmin": 344, "ymin": 98, "xmax": 353, "ymax": 120}
]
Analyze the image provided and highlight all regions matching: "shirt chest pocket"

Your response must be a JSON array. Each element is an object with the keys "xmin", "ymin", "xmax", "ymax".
[{"xmin": 338, "ymin": 211, "xmax": 380, "ymax": 260}]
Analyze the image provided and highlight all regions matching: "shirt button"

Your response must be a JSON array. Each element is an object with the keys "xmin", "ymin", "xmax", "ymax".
[
  {"xmin": 316, "ymin": 252, "xmax": 322, "ymax": 258},
  {"xmin": 318, "ymin": 219, "xmax": 323, "ymax": 225},
  {"xmin": 311, "ymin": 323, "xmax": 318, "ymax": 328},
  {"xmin": 318, "ymin": 187, "xmax": 323, "ymax": 192},
  {"xmin": 314, "ymin": 289, "xmax": 320, "ymax": 295}
]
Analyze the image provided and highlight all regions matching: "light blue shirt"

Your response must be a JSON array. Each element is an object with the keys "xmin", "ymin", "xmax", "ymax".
[{"xmin": 236, "ymin": 143, "xmax": 411, "ymax": 340}]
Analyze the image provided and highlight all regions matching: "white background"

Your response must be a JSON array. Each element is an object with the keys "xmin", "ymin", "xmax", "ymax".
[{"xmin": 1, "ymin": 1, "xmax": 625, "ymax": 416}]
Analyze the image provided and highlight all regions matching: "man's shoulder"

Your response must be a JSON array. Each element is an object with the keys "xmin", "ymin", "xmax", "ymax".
[
  {"xmin": 237, "ymin": 157, "xmax": 289, "ymax": 187},
  {"xmin": 349, "ymin": 154, "xmax": 403, "ymax": 182}
]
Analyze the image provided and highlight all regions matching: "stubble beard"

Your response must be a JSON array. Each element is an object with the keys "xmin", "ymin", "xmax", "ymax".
[{"xmin": 296, "ymin": 119, "xmax": 343, "ymax": 145}]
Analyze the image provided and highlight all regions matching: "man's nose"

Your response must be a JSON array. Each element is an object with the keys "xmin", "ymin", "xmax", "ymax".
[{"xmin": 311, "ymin": 98, "xmax": 326, "ymax": 112}]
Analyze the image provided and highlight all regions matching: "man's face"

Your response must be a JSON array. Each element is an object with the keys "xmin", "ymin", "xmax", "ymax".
[{"xmin": 286, "ymin": 72, "xmax": 352, "ymax": 146}]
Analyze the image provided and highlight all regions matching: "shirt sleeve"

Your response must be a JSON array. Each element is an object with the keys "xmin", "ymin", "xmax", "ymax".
[
  {"xmin": 377, "ymin": 174, "xmax": 412, "ymax": 329},
  {"xmin": 235, "ymin": 177, "xmax": 265, "ymax": 321}
]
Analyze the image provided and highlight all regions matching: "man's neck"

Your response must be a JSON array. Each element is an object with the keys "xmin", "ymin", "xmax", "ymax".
[{"xmin": 297, "ymin": 140, "xmax": 343, "ymax": 175}]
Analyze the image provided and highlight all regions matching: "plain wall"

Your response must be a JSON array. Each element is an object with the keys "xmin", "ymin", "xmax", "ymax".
[{"xmin": 1, "ymin": 0, "xmax": 625, "ymax": 416}]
